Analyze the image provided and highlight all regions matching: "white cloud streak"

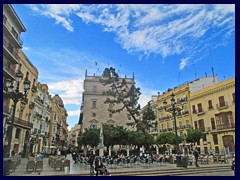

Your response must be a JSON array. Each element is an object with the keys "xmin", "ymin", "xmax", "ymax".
[
  {"xmin": 48, "ymin": 78, "xmax": 84, "ymax": 105},
  {"xmin": 26, "ymin": 4, "xmax": 235, "ymax": 70}
]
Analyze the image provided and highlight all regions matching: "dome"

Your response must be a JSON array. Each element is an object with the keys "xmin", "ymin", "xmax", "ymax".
[{"xmin": 52, "ymin": 94, "xmax": 64, "ymax": 107}]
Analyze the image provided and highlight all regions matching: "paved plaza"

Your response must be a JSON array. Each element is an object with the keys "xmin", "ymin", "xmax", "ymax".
[{"xmin": 7, "ymin": 154, "xmax": 234, "ymax": 176}]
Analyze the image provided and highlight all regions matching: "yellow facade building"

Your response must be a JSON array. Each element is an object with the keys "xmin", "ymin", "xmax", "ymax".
[
  {"xmin": 190, "ymin": 77, "xmax": 235, "ymax": 155},
  {"xmin": 157, "ymin": 83, "xmax": 191, "ymax": 138},
  {"xmin": 49, "ymin": 95, "xmax": 69, "ymax": 152},
  {"xmin": 156, "ymin": 76, "xmax": 218, "ymax": 153}
]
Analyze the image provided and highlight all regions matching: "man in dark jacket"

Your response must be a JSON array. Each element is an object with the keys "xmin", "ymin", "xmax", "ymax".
[
  {"xmin": 193, "ymin": 147, "xmax": 200, "ymax": 167},
  {"xmin": 88, "ymin": 154, "xmax": 95, "ymax": 176},
  {"xmin": 95, "ymin": 156, "xmax": 104, "ymax": 176}
]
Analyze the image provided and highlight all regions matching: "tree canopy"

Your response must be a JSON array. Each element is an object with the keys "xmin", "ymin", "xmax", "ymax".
[
  {"xmin": 77, "ymin": 127, "xmax": 100, "ymax": 148},
  {"xmin": 140, "ymin": 102, "xmax": 157, "ymax": 133},
  {"xmin": 99, "ymin": 67, "xmax": 142, "ymax": 130},
  {"xmin": 185, "ymin": 128, "xmax": 204, "ymax": 144},
  {"xmin": 155, "ymin": 132, "xmax": 184, "ymax": 146}
]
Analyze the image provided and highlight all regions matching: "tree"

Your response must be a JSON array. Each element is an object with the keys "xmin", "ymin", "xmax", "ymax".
[
  {"xmin": 78, "ymin": 127, "xmax": 100, "ymax": 148},
  {"xmin": 140, "ymin": 102, "xmax": 157, "ymax": 133},
  {"xmin": 128, "ymin": 130, "xmax": 145, "ymax": 147},
  {"xmin": 155, "ymin": 132, "xmax": 177, "ymax": 145},
  {"xmin": 155, "ymin": 131, "xmax": 184, "ymax": 152},
  {"xmin": 99, "ymin": 67, "xmax": 142, "ymax": 130},
  {"xmin": 102, "ymin": 124, "xmax": 125, "ymax": 147},
  {"xmin": 185, "ymin": 128, "xmax": 204, "ymax": 144}
]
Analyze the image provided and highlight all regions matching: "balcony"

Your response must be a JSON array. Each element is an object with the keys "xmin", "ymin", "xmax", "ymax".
[
  {"xmin": 183, "ymin": 110, "xmax": 189, "ymax": 116},
  {"xmin": 3, "ymin": 105, "xmax": 11, "ymax": 115},
  {"xmin": 216, "ymin": 102, "xmax": 228, "ymax": 110},
  {"xmin": 46, "ymin": 105, "xmax": 52, "ymax": 112},
  {"xmin": 197, "ymin": 109, "xmax": 205, "ymax": 116},
  {"xmin": 208, "ymin": 106, "xmax": 214, "ymax": 111},
  {"xmin": 199, "ymin": 127, "xmax": 205, "ymax": 132},
  {"xmin": 3, "ymin": 60, "xmax": 16, "ymax": 79},
  {"xmin": 6, "ymin": 117, "xmax": 33, "ymax": 129},
  {"xmin": 35, "ymin": 112, "xmax": 42, "ymax": 119},
  {"xmin": 35, "ymin": 96, "xmax": 44, "ymax": 105},
  {"xmin": 205, "ymin": 127, "xmax": 212, "ymax": 133},
  {"xmin": 192, "ymin": 110, "xmax": 197, "ymax": 114},
  {"xmin": 21, "ymin": 97, "xmax": 28, "ymax": 105},
  {"xmin": 29, "ymin": 101, "xmax": 35, "ymax": 109},
  {"xmin": 177, "ymin": 112, "xmax": 182, "ymax": 117},
  {"xmin": 3, "ymin": 19, "xmax": 23, "ymax": 48},
  {"xmin": 3, "ymin": 38, "xmax": 20, "ymax": 64},
  {"xmin": 31, "ymin": 84, "xmax": 37, "ymax": 93},
  {"xmin": 178, "ymin": 126, "xmax": 183, "ymax": 130},
  {"xmin": 217, "ymin": 123, "xmax": 235, "ymax": 130}
]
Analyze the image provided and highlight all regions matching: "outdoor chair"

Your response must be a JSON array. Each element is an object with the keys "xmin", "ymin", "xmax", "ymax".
[
  {"xmin": 51, "ymin": 157, "xmax": 57, "ymax": 168},
  {"xmin": 26, "ymin": 160, "xmax": 35, "ymax": 172},
  {"xmin": 202, "ymin": 155, "xmax": 209, "ymax": 164},
  {"xmin": 62, "ymin": 159, "xmax": 70, "ymax": 171},
  {"xmin": 54, "ymin": 159, "xmax": 63, "ymax": 171},
  {"xmin": 219, "ymin": 156, "xmax": 228, "ymax": 163},
  {"xmin": 48, "ymin": 156, "xmax": 53, "ymax": 166},
  {"xmin": 188, "ymin": 155, "xmax": 193, "ymax": 165},
  {"xmin": 35, "ymin": 160, "xmax": 43, "ymax": 172},
  {"xmin": 9, "ymin": 160, "xmax": 16, "ymax": 173}
]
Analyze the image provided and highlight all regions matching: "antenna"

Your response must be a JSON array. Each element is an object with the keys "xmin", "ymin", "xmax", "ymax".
[
  {"xmin": 178, "ymin": 71, "xmax": 180, "ymax": 85},
  {"xmin": 212, "ymin": 67, "xmax": 215, "ymax": 83}
]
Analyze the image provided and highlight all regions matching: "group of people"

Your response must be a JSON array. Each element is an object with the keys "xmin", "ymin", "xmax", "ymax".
[
  {"xmin": 88, "ymin": 154, "xmax": 110, "ymax": 176},
  {"xmin": 182, "ymin": 145, "xmax": 200, "ymax": 167}
]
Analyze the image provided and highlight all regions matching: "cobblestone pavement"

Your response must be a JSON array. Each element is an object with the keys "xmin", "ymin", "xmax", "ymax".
[{"xmin": 8, "ymin": 154, "xmax": 233, "ymax": 176}]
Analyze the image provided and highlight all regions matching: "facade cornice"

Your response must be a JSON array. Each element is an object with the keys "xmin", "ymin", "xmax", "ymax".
[{"xmin": 190, "ymin": 83, "xmax": 235, "ymax": 101}]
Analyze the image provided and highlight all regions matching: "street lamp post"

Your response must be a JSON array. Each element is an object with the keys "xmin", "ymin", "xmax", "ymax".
[
  {"xmin": 163, "ymin": 93, "xmax": 185, "ymax": 167},
  {"xmin": 5, "ymin": 65, "xmax": 30, "ymax": 158}
]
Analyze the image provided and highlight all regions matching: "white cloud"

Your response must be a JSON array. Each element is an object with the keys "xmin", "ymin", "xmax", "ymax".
[
  {"xmin": 136, "ymin": 81, "xmax": 160, "ymax": 108},
  {"xmin": 48, "ymin": 78, "xmax": 84, "ymax": 105},
  {"xmin": 26, "ymin": 4, "xmax": 235, "ymax": 66},
  {"xmin": 179, "ymin": 58, "xmax": 190, "ymax": 70},
  {"xmin": 22, "ymin": 46, "xmax": 30, "ymax": 51},
  {"xmin": 214, "ymin": 4, "xmax": 235, "ymax": 14},
  {"xmin": 68, "ymin": 110, "xmax": 80, "ymax": 116},
  {"xmin": 26, "ymin": 4, "xmax": 82, "ymax": 32}
]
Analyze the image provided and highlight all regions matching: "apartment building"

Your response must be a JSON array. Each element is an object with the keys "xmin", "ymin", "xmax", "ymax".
[
  {"xmin": 190, "ymin": 77, "xmax": 235, "ymax": 155},
  {"xmin": 30, "ymin": 83, "xmax": 52, "ymax": 154},
  {"xmin": 3, "ymin": 4, "xmax": 43, "ymax": 158},
  {"xmin": 49, "ymin": 95, "xmax": 68, "ymax": 151},
  {"xmin": 157, "ymin": 76, "xmax": 218, "ymax": 139},
  {"xmin": 68, "ymin": 124, "xmax": 81, "ymax": 148}
]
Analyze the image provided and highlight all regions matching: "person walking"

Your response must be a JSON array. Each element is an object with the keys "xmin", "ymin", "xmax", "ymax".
[
  {"xmin": 183, "ymin": 144, "xmax": 189, "ymax": 168},
  {"xmin": 95, "ymin": 156, "xmax": 104, "ymax": 176},
  {"xmin": 94, "ymin": 156, "xmax": 100, "ymax": 176},
  {"xmin": 88, "ymin": 154, "xmax": 95, "ymax": 176},
  {"xmin": 193, "ymin": 146, "xmax": 200, "ymax": 167}
]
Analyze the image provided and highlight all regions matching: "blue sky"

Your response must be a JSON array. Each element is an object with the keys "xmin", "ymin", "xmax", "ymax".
[{"xmin": 12, "ymin": 4, "xmax": 235, "ymax": 129}]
